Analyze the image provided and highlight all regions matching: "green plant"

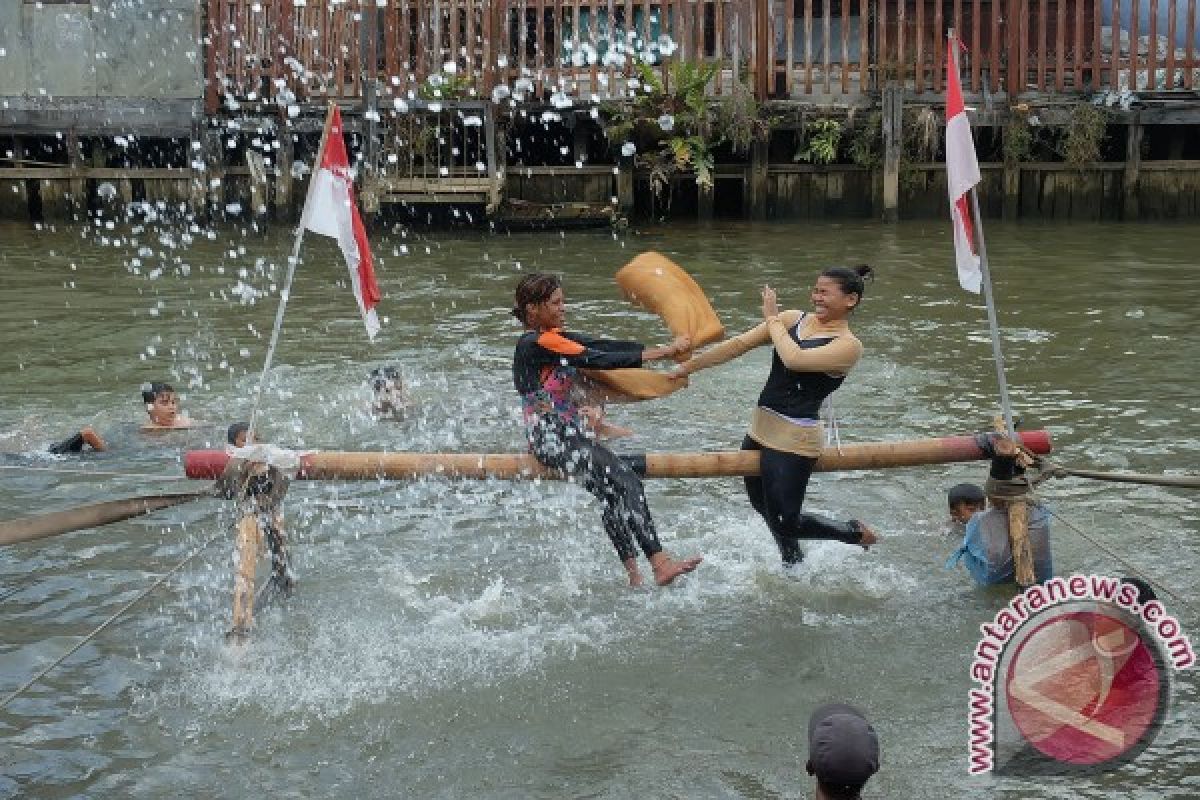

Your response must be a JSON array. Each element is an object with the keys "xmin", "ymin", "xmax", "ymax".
[
  {"xmin": 795, "ymin": 118, "xmax": 842, "ymax": 165},
  {"xmin": 1060, "ymin": 104, "xmax": 1107, "ymax": 167},
  {"xmin": 847, "ymin": 111, "xmax": 883, "ymax": 169},
  {"xmin": 1002, "ymin": 111, "xmax": 1034, "ymax": 166},
  {"xmin": 417, "ymin": 71, "xmax": 473, "ymax": 103},
  {"xmin": 605, "ymin": 60, "xmax": 770, "ymax": 198},
  {"xmin": 715, "ymin": 79, "xmax": 772, "ymax": 154},
  {"xmin": 902, "ymin": 106, "xmax": 940, "ymax": 164}
]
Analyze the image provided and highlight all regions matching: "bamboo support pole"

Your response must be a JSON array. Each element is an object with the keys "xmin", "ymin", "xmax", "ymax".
[
  {"xmin": 230, "ymin": 512, "xmax": 262, "ymax": 636},
  {"xmin": 185, "ymin": 431, "xmax": 1054, "ymax": 481},
  {"xmin": 994, "ymin": 419, "xmax": 1036, "ymax": 587}
]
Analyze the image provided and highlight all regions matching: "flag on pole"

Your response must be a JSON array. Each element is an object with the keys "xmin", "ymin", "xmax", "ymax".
[
  {"xmin": 300, "ymin": 107, "xmax": 382, "ymax": 339},
  {"xmin": 945, "ymin": 36, "xmax": 983, "ymax": 294}
]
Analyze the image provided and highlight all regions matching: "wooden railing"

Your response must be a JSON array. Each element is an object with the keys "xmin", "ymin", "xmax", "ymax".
[{"xmin": 204, "ymin": 0, "xmax": 1200, "ymax": 110}]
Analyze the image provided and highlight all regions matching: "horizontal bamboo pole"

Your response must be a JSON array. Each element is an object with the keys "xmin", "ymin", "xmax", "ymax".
[{"xmin": 185, "ymin": 431, "xmax": 1053, "ymax": 481}]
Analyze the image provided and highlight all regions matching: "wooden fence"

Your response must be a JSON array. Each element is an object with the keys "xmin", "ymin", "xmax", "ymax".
[{"xmin": 204, "ymin": 0, "xmax": 1200, "ymax": 110}]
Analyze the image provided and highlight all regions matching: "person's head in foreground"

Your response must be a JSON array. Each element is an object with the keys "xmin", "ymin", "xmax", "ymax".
[
  {"xmin": 807, "ymin": 702, "xmax": 880, "ymax": 800},
  {"xmin": 947, "ymin": 482, "xmax": 987, "ymax": 525}
]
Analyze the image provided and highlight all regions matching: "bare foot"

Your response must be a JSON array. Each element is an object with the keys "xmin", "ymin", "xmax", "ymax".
[
  {"xmin": 650, "ymin": 554, "xmax": 704, "ymax": 586},
  {"xmin": 628, "ymin": 571, "xmax": 645, "ymax": 588}
]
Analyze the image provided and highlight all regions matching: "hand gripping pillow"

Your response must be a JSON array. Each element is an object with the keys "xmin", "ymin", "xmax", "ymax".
[{"xmin": 583, "ymin": 252, "xmax": 725, "ymax": 402}]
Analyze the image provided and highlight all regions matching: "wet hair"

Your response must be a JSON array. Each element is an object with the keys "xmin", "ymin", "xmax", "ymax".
[
  {"xmin": 227, "ymin": 422, "xmax": 250, "ymax": 446},
  {"xmin": 1122, "ymin": 576, "xmax": 1157, "ymax": 605},
  {"xmin": 370, "ymin": 366, "xmax": 401, "ymax": 391},
  {"xmin": 947, "ymin": 482, "xmax": 986, "ymax": 508},
  {"xmin": 511, "ymin": 273, "xmax": 563, "ymax": 325},
  {"xmin": 141, "ymin": 381, "xmax": 174, "ymax": 404},
  {"xmin": 820, "ymin": 265, "xmax": 875, "ymax": 305}
]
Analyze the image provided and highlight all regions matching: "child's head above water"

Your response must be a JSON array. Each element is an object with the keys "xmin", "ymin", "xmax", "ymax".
[
  {"xmin": 947, "ymin": 482, "xmax": 987, "ymax": 525},
  {"xmin": 141, "ymin": 381, "xmax": 179, "ymax": 426},
  {"xmin": 227, "ymin": 422, "xmax": 251, "ymax": 449},
  {"xmin": 370, "ymin": 366, "xmax": 406, "ymax": 415}
]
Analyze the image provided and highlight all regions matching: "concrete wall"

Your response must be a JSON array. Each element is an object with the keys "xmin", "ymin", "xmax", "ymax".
[{"xmin": 0, "ymin": 0, "xmax": 202, "ymax": 99}]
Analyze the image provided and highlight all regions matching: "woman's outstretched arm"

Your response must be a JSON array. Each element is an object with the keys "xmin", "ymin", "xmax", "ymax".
[{"xmin": 669, "ymin": 310, "xmax": 803, "ymax": 379}]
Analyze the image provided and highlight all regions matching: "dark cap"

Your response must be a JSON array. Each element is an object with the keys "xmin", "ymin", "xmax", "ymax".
[
  {"xmin": 947, "ymin": 482, "xmax": 986, "ymax": 507},
  {"xmin": 807, "ymin": 703, "xmax": 880, "ymax": 797}
]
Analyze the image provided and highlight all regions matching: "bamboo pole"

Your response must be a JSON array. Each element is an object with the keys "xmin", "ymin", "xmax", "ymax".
[
  {"xmin": 993, "ymin": 420, "xmax": 1035, "ymax": 588},
  {"xmin": 184, "ymin": 430, "xmax": 1055, "ymax": 481},
  {"xmin": 0, "ymin": 492, "xmax": 212, "ymax": 547},
  {"xmin": 230, "ymin": 512, "xmax": 262, "ymax": 637}
]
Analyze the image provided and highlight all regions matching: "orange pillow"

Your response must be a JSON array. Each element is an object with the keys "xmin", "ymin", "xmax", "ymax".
[{"xmin": 584, "ymin": 252, "xmax": 724, "ymax": 402}]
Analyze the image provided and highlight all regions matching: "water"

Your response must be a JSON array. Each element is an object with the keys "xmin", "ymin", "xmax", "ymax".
[{"xmin": 1, "ymin": 217, "xmax": 1197, "ymax": 798}]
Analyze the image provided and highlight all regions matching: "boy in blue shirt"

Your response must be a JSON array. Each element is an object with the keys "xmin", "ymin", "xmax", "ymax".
[{"xmin": 947, "ymin": 434, "xmax": 1054, "ymax": 586}]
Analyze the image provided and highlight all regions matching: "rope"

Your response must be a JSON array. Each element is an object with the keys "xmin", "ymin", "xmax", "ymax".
[
  {"xmin": 1041, "ymin": 504, "xmax": 1191, "ymax": 614},
  {"xmin": 0, "ymin": 464, "xmax": 193, "ymax": 481},
  {"xmin": 0, "ymin": 528, "xmax": 225, "ymax": 712}
]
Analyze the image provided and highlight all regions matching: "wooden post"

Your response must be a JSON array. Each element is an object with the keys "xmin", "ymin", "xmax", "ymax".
[
  {"xmin": 485, "ymin": 107, "xmax": 505, "ymax": 216},
  {"xmin": 230, "ymin": 511, "xmax": 261, "ymax": 638},
  {"xmin": 362, "ymin": 0, "xmax": 380, "ymax": 172},
  {"xmin": 1003, "ymin": 122, "xmax": 1020, "ymax": 220},
  {"xmin": 1123, "ymin": 115, "xmax": 1143, "ymax": 220},
  {"xmin": 246, "ymin": 149, "xmax": 269, "ymax": 229},
  {"xmin": 754, "ymin": 0, "xmax": 771, "ymax": 99},
  {"xmin": 882, "ymin": 83, "xmax": 902, "ymax": 223},
  {"xmin": 204, "ymin": 130, "xmax": 225, "ymax": 218},
  {"xmin": 697, "ymin": 179, "xmax": 714, "ymax": 221},
  {"xmin": 994, "ymin": 419, "xmax": 1036, "ymax": 588},
  {"xmin": 66, "ymin": 132, "xmax": 86, "ymax": 222},
  {"xmin": 617, "ymin": 153, "xmax": 635, "ymax": 218},
  {"xmin": 275, "ymin": 130, "xmax": 294, "ymax": 221},
  {"xmin": 747, "ymin": 136, "xmax": 769, "ymax": 220}
]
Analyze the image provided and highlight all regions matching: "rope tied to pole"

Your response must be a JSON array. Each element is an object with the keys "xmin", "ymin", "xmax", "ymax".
[{"xmin": 0, "ymin": 527, "xmax": 225, "ymax": 711}]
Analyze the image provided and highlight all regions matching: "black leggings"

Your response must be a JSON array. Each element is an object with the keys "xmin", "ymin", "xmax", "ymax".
[
  {"xmin": 741, "ymin": 435, "xmax": 861, "ymax": 565},
  {"xmin": 530, "ymin": 416, "xmax": 663, "ymax": 563}
]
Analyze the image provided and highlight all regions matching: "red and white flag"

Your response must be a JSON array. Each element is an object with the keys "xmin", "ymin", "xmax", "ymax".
[
  {"xmin": 300, "ymin": 107, "xmax": 382, "ymax": 339},
  {"xmin": 945, "ymin": 37, "xmax": 982, "ymax": 294}
]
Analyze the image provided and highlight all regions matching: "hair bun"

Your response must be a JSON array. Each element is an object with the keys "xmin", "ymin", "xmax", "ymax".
[{"xmin": 853, "ymin": 264, "xmax": 875, "ymax": 281}]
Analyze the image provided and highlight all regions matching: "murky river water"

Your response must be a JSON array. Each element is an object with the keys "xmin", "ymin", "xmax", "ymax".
[{"xmin": 0, "ymin": 216, "xmax": 1197, "ymax": 798}]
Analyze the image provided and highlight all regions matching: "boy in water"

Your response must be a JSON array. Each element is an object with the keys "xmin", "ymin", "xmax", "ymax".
[
  {"xmin": 140, "ymin": 382, "xmax": 196, "ymax": 430},
  {"xmin": 946, "ymin": 482, "xmax": 986, "ymax": 530},
  {"xmin": 226, "ymin": 421, "xmax": 251, "ymax": 449},
  {"xmin": 369, "ymin": 367, "xmax": 410, "ymax": 419},
  {"xmin": 947, "ymin": 434, "xmax": 1054, "ymax": 586}
]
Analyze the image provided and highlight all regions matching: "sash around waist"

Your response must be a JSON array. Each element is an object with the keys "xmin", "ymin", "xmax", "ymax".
[{"xmin": 747, "ymin": 407, "xmax": 824, "ymax": 457}]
